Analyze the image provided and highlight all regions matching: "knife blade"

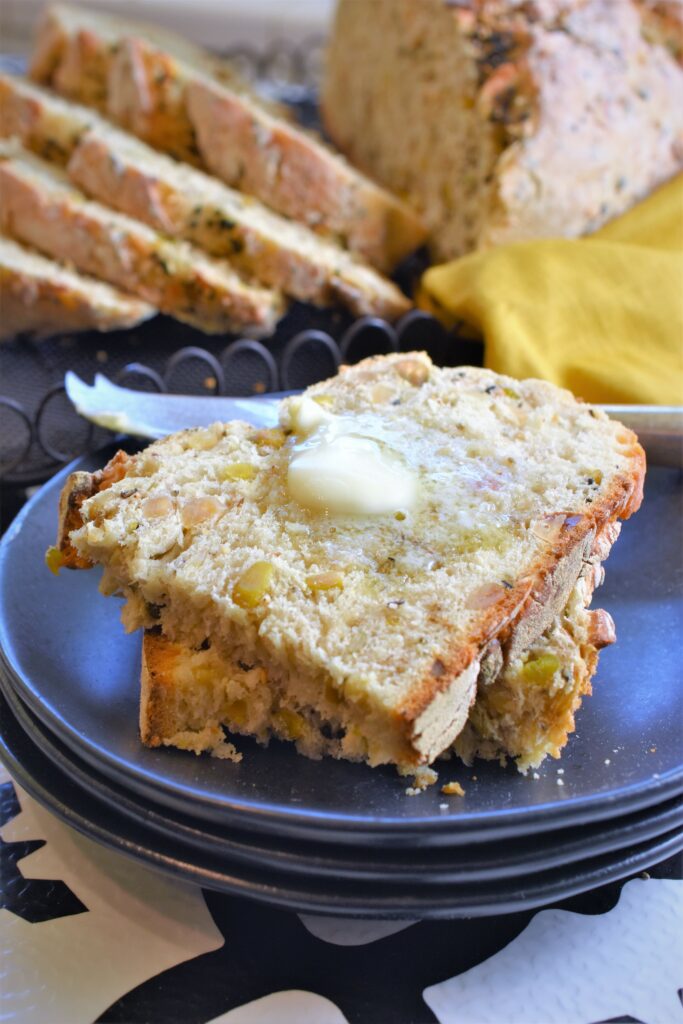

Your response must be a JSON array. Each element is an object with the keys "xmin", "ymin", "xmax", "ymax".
[
  {"xmin": 65, "ymin": 372, "xmax": 683, "ymax": 467},
  {"xmin": 65, "ymin": 371, "xmax": 281, "ymax": 439}
]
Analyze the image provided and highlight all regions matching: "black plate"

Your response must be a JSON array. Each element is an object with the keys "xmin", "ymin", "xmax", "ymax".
[
  {"xmin": 5, "ymin": 676, "xmax": 682, "ymax": 885},
  {"xmin": 1, "ymin": 686, "xmax": 681, "ymax": 918},
  {"xmin": 0, "ymin": 448, "xmax": 682, "ymax": 846}
]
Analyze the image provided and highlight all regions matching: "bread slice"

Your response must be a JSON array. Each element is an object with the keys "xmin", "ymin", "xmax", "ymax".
[
  {"xmin": 28, "ymin": 3, "xmax": 287, "ymax": 162},
  {"xmin": 321, "ymin": 0, "xmax": 683, "ymax": 260},
  {"xmin": 54, "ymin": 353, "xmax": 644, "ymax": 770},
  {"xmin": 0, "ymin": 76, "xmax": 410, "ymax": 320},
  {"xmin": 0, "ymin": 141, "xmax": 285, "ymax": 336},
  {"xmin": 0, "ymin": 232, "xmax": 154, "ymax": 340},
  {"xmin": 184, "ymin": 75, "xmax": 428, "ymax": 272},
  {"xmin": 29, "ymin": 5, "xmax": 427, "ymax": 270},
  {"xmin": 139, "ymin": 568, "xmax": 614, "ymax": 772}
]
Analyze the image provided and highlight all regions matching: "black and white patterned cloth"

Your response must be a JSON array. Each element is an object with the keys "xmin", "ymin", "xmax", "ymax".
[{"xmin": 2, "ymin": 768, "xmax": 682, "ymax": 1024}]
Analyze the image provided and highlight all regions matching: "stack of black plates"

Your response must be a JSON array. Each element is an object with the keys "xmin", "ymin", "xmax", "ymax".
[{"xmin": 1, "ymin": 450, "xmax": 681, "ymax": 918}]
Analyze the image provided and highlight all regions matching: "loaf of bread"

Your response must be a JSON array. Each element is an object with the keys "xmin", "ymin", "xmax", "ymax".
[
  {"xmin": 322, "ymin": 0, "xmax": 683, "ymax": 260},
  {"xmin": 0, "ymin": 141, "xmax": 284, "ymax": 336},
  {"xmin": 53, "ymin": 353, "xmax": 644, "ymax": 771},
  {"xmin": 0, "ymin": 232, "xmax": 154, "ymax": 340},
  {"xmin": 0, "ymin": 75, "xmax": 410, "ymax": 321},
  {"xmin": 30, "ymin": 4, "xmax": 427, "ymax": 271}
]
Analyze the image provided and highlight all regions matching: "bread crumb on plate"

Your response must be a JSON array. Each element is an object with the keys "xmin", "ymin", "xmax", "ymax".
[{"xmin": 441, "ymin": 781, "xmax": 465, "ymax": 797}]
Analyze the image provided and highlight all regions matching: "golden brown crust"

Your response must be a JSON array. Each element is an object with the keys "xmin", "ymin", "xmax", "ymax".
[
  {"xmin": 140, "ymin": 628, "xmax": 185, "ymax": 746},
  {"xmin": 56, "ymin": 450, "xmax": 132, "ymax": 568},
  {"xmin": 29, "ymin": 6, "xmax": 426, "ymax": 272},
  {"xmin": 396, "ymin": 441, "xmax": 645, "ymax": 728}
]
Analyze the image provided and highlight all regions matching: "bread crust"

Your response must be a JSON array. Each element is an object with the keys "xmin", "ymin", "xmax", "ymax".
[
  {"xmin": 398, "ymin": 442, "xmax": 644, "ymax": 734},
  {"xmin": 322, "ymin": 0, "xmax": 683, "ymax": 259}
]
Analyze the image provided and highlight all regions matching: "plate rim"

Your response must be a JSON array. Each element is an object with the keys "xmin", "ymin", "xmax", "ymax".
[
  {"xmin": 5, "ymin": 679, "xmax": 682, "ymax": 884},
  {"xmin": 1, "ymin": 688, "xmax": 681, "ymax": 919}
]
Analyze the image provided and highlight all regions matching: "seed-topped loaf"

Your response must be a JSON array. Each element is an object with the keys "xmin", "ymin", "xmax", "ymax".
[
  {"xmin": 54, "ymin": 354, "xmax": 644, "ymax": 770},
  {"xmin": 0, "ymin": 75, "xmax": 410, "ymax": 321},
  {"xmin": 29, "ymin": 4, "xmax": 427, "ymax": 271},
  {"xmin": 322, "ymin": 0, "xmax": 683, "ymax": 261},
  {"xmin": 0, "ymin": 141, "xmax": 284, "ymax": 336},
  {"xmin": 0, "ymin": 232, "xmax": 154, "ymax": 340}
]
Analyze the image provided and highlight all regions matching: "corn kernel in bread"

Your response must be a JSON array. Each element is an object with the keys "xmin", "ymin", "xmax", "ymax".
[
  {"xmin": 58, "ymin": 354, "xmax": 644, "ymax": 770},
  {"xmin": 0, "ymin": 141, "xmax": 284, "ymax": 336},
  {"xmin": 322, "ymin": 0, "xmax": 683, "ymax": 260},
  {"xmin": 0, "ymin": 232, "xmax": 154, "ymax": 340}
]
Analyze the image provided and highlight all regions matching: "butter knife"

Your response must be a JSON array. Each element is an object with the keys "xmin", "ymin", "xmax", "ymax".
[{"xmin": 65, "ymin": 372, "xmax": 682, "ymax": 467}]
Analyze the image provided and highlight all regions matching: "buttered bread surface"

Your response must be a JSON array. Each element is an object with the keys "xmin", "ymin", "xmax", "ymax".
[{"xmin": 60, "ymin": 355, "xmax": 644, "ymax": 770}]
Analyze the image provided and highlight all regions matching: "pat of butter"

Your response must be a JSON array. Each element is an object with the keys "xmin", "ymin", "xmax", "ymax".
[{"xmin": 286, "ymin": 403, "xmax": 417, "ymax": 515}]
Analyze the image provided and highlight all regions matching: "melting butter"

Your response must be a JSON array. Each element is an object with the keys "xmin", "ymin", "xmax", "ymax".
[{"xmin": 284, "ymin": 397, "xmax": 417, "ymax": 515}]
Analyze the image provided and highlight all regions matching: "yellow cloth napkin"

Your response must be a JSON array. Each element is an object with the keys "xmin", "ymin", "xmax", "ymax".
[{"xmin": 419, "ymin": 175, "xmax": 683, "ymax": 405}]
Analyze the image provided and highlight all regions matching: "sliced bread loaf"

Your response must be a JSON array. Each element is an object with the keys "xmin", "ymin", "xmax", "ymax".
[
  {"xmin": 0, "ymin": 232, "xmax": 154, "ymax": 340},
  {"xmin": 55, "ymin": 353, "xmax": 644, "ymax": 770},
  {"xmin": 322, "ymin": 0, "xmax": 683, "ymax": 260},
  {"xmin": 29, "ymin": 4, "xmax": 427, "ymax": 270},
  {"xmin": 0, "ymin": 142, "xmax": 284, "ymax": 336},
  {"xmin": 0, "ymin": 75, "xmax": 410, "ymax": 320}
]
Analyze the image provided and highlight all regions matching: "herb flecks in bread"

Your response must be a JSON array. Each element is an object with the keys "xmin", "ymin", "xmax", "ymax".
[
  {"xmin": 56, "ymin": 355, "xmax": 644, "ymax": 772},
  {"xmin": 0, "ymin": 141, "xmax": 284, "ymax": 336}
]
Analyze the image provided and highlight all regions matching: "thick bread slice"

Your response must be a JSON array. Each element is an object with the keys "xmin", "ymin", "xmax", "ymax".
[
  {"xmin": 69, "ymin": 127, "xmax": 411, "ymax": 321},
  {"xmin": 0, "ymin": 142, "xmax": 285, "ymax": 336},
  {"xmin": 29, "ymin": 6, "xmax": 427, "ymax": 271},
  {"xmin": 0, "ymin": 233, "xmax": 154, "ymax": 340},
  {"xmin": 185, "ymin": 75, "xmax": 427, "ymax": 272},
  {"xmin": 0, "ymin": 76, "xmax": 410, "ymax": 320},
  {"xmin": 139, "ymin": 570, "xmax": 614, "ymax": 772},
  {"xmin": 58, "ymin": 354, "xmax": 645, "ymax": 769},
  {"xmin": 28, "ymin": 4, "xmax": 286, "ymax": 153}
]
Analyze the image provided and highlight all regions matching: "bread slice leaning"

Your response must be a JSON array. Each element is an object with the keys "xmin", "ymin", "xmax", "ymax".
[
  {"xmin": 29, "ymin": 4, "xmax": 427, "ymax": 271},
  {"xmin": 0, "ymin": 75, "xmax": 410, "ymax": 320},
  {"xmin": 0, "ymin": 141, "xmax": 285, "ymax": 336},
  {"xmin": 0, "ymin": 233, "xmax": 154, "ymax": 340},
  {"xmin": 54, "ymin": 353, "xmax": 645, "ymax": 771}
]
